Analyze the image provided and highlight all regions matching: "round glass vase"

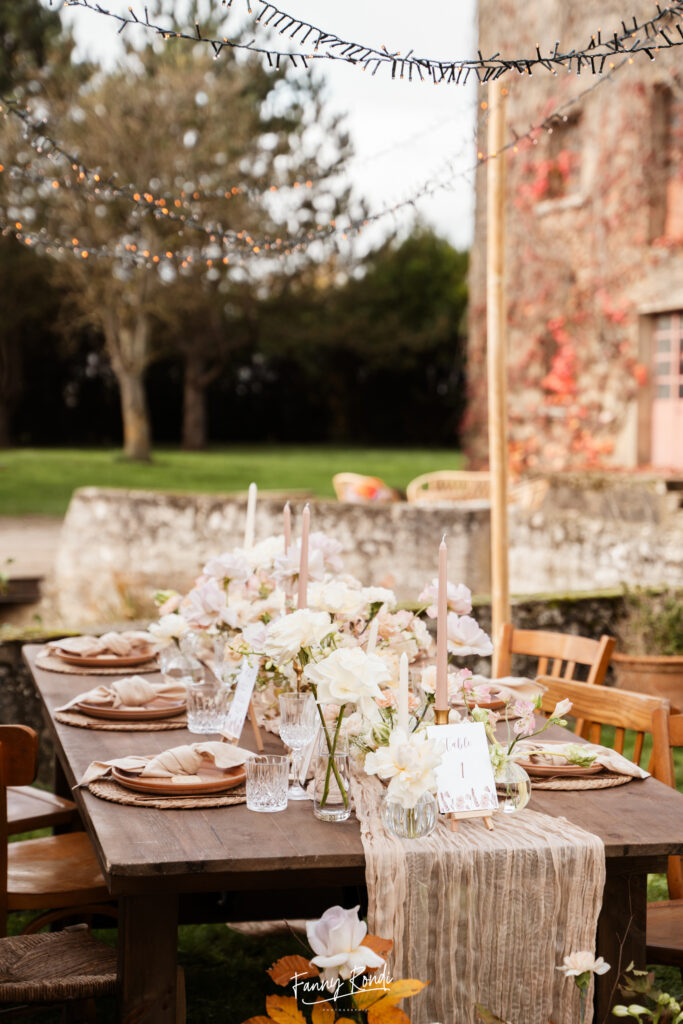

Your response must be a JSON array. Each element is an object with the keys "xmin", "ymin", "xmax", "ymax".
[
  {"xmin": 381, "ymin": 791, "xmax": 438, "ymax": 840},
  {"xmin": 494, "ymin": 758, "xmax": 532, "ymax": 814},
  {"xmin": 312, "ymin": 733, "xmax": 351, "ymax": 823}
]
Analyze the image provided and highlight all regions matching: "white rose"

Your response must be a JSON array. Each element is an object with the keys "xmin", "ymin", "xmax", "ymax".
[
  {"xmin": 306, "ymin": 905, "xmax": 385, "ymax": 990},
  {"xmin": 446, "ymin": 613, "xmax": 494, "ymax": 657},
  {"xmin": 556, "ymin": 951, "xmax": 610, "ymax": 978},
  {"xmin": 365, "ymin": 727, "xmax": 444, "ymax": 808},
  {"xmin": 262, "ymin": 609, "xmax": 335, "ymax": 665},
  {"xmin": 418, "ymin": 579, "xmax": 473, "ymax": 619},
  {"xmin": 148, "ymin": 613, "xmax": 189, "ymax": 645},
  {"xmin": 307, "ymin": 580, "xmax": 367, "ymax": 619},
  {"xmin": 202, "ymin": 551, "xmax": 252, "ymax": 583},
  {"xmin": 304, "ymin": 647, "xmax": 391, "ymax": 708}
]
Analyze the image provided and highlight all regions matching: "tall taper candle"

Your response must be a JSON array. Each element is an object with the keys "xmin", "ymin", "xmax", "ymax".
[
  {"xmin": 398, "ymin": 652, "xmax": 409, "ymax": 734},
  {"xmin": 435, "ymin": 535, "xmax": 448, "ymax": 712},
  {"xmin": 283, "ymin": 501, "xmax": 292, "ymax": 554},
  {"xmin": 366, "ymin": 608, "xmax": 381, "ymax": 655},
  {"xmin": 297, "ymin": 504, "xmax": 310, "ymax": 609},
  {"xmin": 244, "ymin": 482, "xmax": 257, "ymax": 549}
]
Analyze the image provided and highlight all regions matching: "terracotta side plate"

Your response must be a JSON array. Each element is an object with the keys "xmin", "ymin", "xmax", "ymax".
[
  {"xmin": 464, "ymin": 692, "xmax": 507, "ymax": 711},
  {"xmin": 111, "ymin": 764, "xmax": 246, "ymax": 795},
  {"xmin": 54, "ymin": 650, "xmax": 157, "ymax": 668},
  {"xmin": 516, "ymin": 759, "xmax": 604, "ymax": 778},
  {"xmin": 76, "ymin": 698, "xmax": 186, "ymax": 721}
]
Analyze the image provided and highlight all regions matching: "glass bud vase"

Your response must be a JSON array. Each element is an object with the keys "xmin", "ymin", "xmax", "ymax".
[
  {"xmin": 381, "ymin": 791, "xmax": 438, "ymax": 839},
  {"xmin": 312, "ymin": 733, "xmax": 351, "ymax": 822},
  {"xmin": 494, "ymin": 758, "xmax": 532, "ymax": 814}
]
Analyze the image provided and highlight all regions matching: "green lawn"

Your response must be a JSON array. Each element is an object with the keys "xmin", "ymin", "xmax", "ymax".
[{"xmin": 0, "ymin": 446, "xmax": 463, "ymax": 517}]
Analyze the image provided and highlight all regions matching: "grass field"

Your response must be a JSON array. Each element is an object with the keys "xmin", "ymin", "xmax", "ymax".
[{"xmin": 0, "ymin": 446, "xmax": 464, "ymax": 517}]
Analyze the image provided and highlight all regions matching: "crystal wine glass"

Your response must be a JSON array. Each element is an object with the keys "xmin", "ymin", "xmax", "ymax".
[{"xmin": 278, "ymin": 693, "xmax": 318, "ymax": 801}]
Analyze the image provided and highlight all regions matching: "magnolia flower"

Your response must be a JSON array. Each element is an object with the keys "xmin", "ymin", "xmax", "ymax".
[
  {"xmin": 419, "ymin": 579, "xmax": 473, "ymax": 619},
  {"xmin": 307, "ymin": 580, "xmax": 367, "ymax": 620},
  {"xmin": 304, "ymin": 646, "xmax": 391, "ymax": 709},
  {"xmin": 556, "ymin": 951, "xmax": 610, "ymax": 979},
  {"xmin": 306, "ymin": 905, "xmax": 384, "ymax": 990},
  {"xmin": 365, "ymin": 727, "xmax": 444, "ymax": 808},
  {"xmin": 148, "ymin": 613, "xmax": 189, "ymax": 645},
  {"xmin": 202, "ymin": 551, "xmax": 252, "ymax": 583},
  {"xmin": 446, "ymin": 613, "xmax": 494, "ymax": 658},
  {"xmin": 552, "ymin": 698, "xmax": 573, "ymax": 719},
  {"xmin": 183, "ymin": 579, "xmax": 229, "ymax": 629},
  {"xmin": 262, "ymin": 609, "xmax": 334, "ymax": 665}
]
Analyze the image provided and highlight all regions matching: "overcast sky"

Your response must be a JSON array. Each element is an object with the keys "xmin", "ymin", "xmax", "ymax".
[{"xmin": 52, "ymin": 0, "xmax": 479, "ymax": 250}]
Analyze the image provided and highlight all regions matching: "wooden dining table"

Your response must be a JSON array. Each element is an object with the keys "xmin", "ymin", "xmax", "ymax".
[{"xmin": 23, "ymin": 644, "xmax": 683, "ymax": 1023}]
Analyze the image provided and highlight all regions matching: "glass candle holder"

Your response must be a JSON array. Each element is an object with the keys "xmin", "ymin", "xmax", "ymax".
[{"xmin": 245, "ymin": 754, "xmax": 289, "ymax": 813}]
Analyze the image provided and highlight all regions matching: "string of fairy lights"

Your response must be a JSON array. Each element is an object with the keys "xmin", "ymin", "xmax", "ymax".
[
  {"xmin": 53, "ymin": 0, "xmax": 683, "ymax": 82},
  {"xmin": 0, "ymin": 53, "xmax": 631, "ymax": 270}
]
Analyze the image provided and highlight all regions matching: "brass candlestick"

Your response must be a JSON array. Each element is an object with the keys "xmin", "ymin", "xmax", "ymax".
[{"xmin": 434, "ymin": 707, "xmax": 449, "ymax": 726}]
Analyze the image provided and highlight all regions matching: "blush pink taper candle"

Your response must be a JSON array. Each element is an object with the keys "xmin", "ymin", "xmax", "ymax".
[
  {"xmin": 435, "ymin": 535, "xmax": 448, "ymax": 712},
  {"xmin": 283, "ymin": 501, "xmax": 292, "ymax": 554},
  {"xmin": 297, "ymin": 504, "xmax": 310, "ymax": 609}
]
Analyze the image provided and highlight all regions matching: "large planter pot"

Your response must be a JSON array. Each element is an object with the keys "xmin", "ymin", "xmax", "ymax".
[{"xmin": 612, "ymin": 653, "xmax": 683, "ymax": 712}]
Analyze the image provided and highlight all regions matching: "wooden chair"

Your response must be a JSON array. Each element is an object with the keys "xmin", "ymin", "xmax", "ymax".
[
  {"xmin": 537, "ymin": 676, "xmax": 671, "ymax": 777},
  {"xmin": 8, "ymin": 786, "xmax": 78, "ymax": 836},
  {"xmin": 647, "ymin": 712, "xmax": 683, "ymax": 969},
  {"xmin": 0, "ymin": 726, "xmax": 117, "ymax": 1016},
  {"xmin": 497, "ymin": 625, "xmax": 615, "ymax": 686},
  {"xmin": 406, "ymin": 470, "xmax": 491, "ymax": 504},
  {"xmin": 332, "ymin": 473, "xmax": 400, "ymax": 503}
]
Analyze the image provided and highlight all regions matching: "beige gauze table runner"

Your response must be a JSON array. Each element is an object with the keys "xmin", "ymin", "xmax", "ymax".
[{"xmin": 350, "ymin": 773, "xmax": 605, "ymax": 1024}]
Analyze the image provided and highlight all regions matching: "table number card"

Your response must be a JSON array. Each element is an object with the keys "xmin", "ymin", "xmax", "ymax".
[
  {"xmin": 223, "ymin": 659, "xmax": 259, "ymax": 741},
  {"xmin": 427, "ymin": 721, "xmax": 498, "ymax": 816}
]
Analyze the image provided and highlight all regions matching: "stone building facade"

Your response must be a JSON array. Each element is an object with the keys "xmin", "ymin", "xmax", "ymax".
[{"xmin": 467, "ymin": 0, "xmax": 683, "ymax": 473}]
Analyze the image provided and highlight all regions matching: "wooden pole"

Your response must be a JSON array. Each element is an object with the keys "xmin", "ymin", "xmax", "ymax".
[{"xmin": 486, "ymin": 80, "xmax": 510, "ymax": 674}]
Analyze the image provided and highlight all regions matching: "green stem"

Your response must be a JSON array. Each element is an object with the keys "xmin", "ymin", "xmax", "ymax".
[
  {"xmin": 310, "ymin": 685, "xmax": 348, "ymax": 810},
  {"xmin": 411, "ymin": 694, "xmax": 433, "ymax": 732},
  {"xmin": 579, "ymin": 987, "xmax": 586, "ymax": 1024}
]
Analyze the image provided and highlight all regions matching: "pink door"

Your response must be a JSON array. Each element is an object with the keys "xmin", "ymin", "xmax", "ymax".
[{"xmin": 651, "ymin": 312, "xmax": 683, "ymax": 470}]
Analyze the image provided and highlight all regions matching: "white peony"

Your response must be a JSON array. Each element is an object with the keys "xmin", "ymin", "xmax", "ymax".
[
  {"xmin": 446, "ymin": 613, "xmax": 494, "ymax": 657},
  {"xmin": 306, "ymin": 905, "xmax": 385, "ymax": 990},
  {"xmin": 262, "ymin": 609, "xmax": 335, "ymax": 665},
  {"xmin": 365, "ymin": 727, "xmax": 444, "ymax": 808},
  {"xmin": 183, "ymin": 579, "xmax": 230, "ymax": 629},
  {"xmin": 556, "ymin": 951, "xmax": 610, "ymax": 978},
  {"xmin": 361, "ymin": 586, "xmax": 397, "ymax": 609},
  {"xmin": 148, "ymin": 613, "xmax": 189, "ymax": 645},
  {"xmin": 419, "ymin": 579, "xmax": 473, "ymax": 619},
  {"xmin": 202, "ymin": 551, "xmax": 251, "ymax": 583},
  {"xmin": 242, "ymin": 535, "xmax": 285, "ymax": 572},
  {"xmin": 307, "ymin": 580, "xmax": 367, "ymax": 619},
  {"xmin": 304, "ymin": 646, "xmax": 391, "ymax": 709}
]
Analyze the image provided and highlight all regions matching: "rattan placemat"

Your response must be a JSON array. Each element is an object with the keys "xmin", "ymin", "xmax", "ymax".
[
  {"xmin": 55, "ymin": 709, "xmax": 187, "ymax": 731},
  {"xmin": 88, "ymin": 778, "xmax": 247, "ymax": 809},
  {"xmin": 531, "ymin": 772, "xmax": 632, "ymax": 791},
  {"xmin": 37, "ymin": 653, "xmax": 159, "ymax": 676}
]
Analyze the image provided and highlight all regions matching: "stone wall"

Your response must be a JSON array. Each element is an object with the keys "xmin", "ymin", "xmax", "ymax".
[{"xmin": 53, "ymin": 487, "xmax": 491, "ymax": 624}]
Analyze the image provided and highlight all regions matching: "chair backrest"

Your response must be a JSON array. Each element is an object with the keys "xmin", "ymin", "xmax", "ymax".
[
  {"xmin": 497, "ymin": 624, "xmax": 615, "ymax": 687},
  {"xmin": 406, "ymin": 471, "xmax": 491, "ymax": 504},
  {"xmin": 332, "ymin": 473, "xmax": 399, "ymax": 504},
  {"xmin": 0, "ymin": 726, "xmax": 38, "ymax": 936},
  {"xmin": 654, "ymin": 712, "xmax": 683, "ymax": 900},
  {"xmin": 537, "ymin": 676, "xmax": 670, "ymax": 774}
]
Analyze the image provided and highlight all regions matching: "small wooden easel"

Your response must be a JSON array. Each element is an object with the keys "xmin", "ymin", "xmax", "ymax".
[{"xmin": 433, "ymin": 709, "xmax": 495, "ymax": 832}]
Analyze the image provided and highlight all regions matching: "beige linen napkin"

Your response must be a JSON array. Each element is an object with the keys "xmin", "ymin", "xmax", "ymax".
[
  {"xmin": 513, "ymin": 739, "xmax": 649, "ymax": 778},
  {"xmin": 47, "ymin": 631, "xmax": 157, "ymax": 658},
  {"xmin": 80, "ymin": 741, "xmax": 253, "ymax": 786},
  {"xmin": 57, "ymin": 676, "xmax": 186, "ymax": 712}
]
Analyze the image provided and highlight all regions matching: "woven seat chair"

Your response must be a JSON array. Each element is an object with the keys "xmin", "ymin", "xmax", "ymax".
[
  {"xmin": 406, "ymin": 471, "xmax": 491, "ymax": 504},
  {"xmin": 647, "ymin": 712, "xmax": 683, "ymax": 970},
  {"xmin": 332, "ymin": 473, "xmax": 400, "ymax": 503}
]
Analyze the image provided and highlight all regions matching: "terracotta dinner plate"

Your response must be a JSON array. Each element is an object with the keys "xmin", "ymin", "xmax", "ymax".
[
  {"xmin": 516, "ymin": 758, "xmax": 604, "ymax": 778},
  {"xmin": 464, "ymin": 693, "xmax": 507, "ymax": 711},
  {"xmin": 111, "ymin": 764, "xmax": 246, "ymax": 796},
  {"xmin": 76, "ymin": 697, "xmax": 186, "ymax": 721},
  {"xmin": 54, "ymin": 650, "xmax": 157, "ymax": 668}
]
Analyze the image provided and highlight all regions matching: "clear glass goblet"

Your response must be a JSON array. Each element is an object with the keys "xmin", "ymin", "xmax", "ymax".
[{"xmin": 278, "ymin": 693, "xmax": 318, "ymax": 801}]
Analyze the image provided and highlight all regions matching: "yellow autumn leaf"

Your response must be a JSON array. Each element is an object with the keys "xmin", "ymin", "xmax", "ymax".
[
  {"xmin": 264, "ymin": 995, "xmax": 307, "ymax": 1024},
  {"xmin": 367, "ymin": 1005, "xmax": 411, "ymax": 1024},
  {"xmin": 311, "ymin": 1001, "xmax": 335, "ymax": 1024},
  {"xmin": 267, "ymin": 955, "xmax": 319, "ymax": 987},
  {"xmin": 367, "ymin": 979, "xmax": 428, "ymax": 1012},
  {"xmin": 352, "ymin": 977, "xmax": 394, "ymax": 1010},
  {"xmin": 241, "ymin": 1018, "xmax": 272, "ymax": 1024},
  {"xmin": 361, "ymin": 934, "xmax": 394, "ymax": 957}
]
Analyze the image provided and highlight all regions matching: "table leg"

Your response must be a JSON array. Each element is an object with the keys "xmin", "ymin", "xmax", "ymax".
[
  {"xmin": 118, "ymin": 893, "xmax": 179, "ymax": 1024},
  {"xmin": 594, "ymin": 869, "xmax": 647, "ymax": 1022}
]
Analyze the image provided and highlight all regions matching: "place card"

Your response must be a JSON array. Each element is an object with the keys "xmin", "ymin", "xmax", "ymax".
[
  {"xmin": 427, "ymin": 721, "xmax": 498, "ymax": 815},
  {"xmin": 224, "ymin": 659, "xmax": 259, "ymax": 741}
]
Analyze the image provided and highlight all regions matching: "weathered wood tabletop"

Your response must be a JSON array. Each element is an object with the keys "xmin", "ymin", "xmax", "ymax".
[{"xmin": 23, "ymin": 645, "xmax": 683, "ymax": 1023}]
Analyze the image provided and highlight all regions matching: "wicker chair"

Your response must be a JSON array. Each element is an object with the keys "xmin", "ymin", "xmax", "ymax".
[
  {"xmin": 0, "ymin": 726, "xmax": 117, "ymax": 1018},
  {"xmin": 406, "ymin": 471, "xmax": 491, "ymax": 504},
  {"xmin": 332, "ymin": 473, "xmax": 400, "ymax": 503}
]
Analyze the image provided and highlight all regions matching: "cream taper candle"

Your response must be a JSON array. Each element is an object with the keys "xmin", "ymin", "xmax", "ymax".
[
  {"xmin": 297, "ymin": 504, "xmax": 310, "ymax": 609},
  {"xmin": 435, "ymin": 535, "xmax": 448, "ymax": 712},
  {"xmin": 244, "ymin": 482, "xmax": 257, "ymax": 549},
  {"xmin": 398, "ymin": 652, "xmax": 409, "ymax": 734}
]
